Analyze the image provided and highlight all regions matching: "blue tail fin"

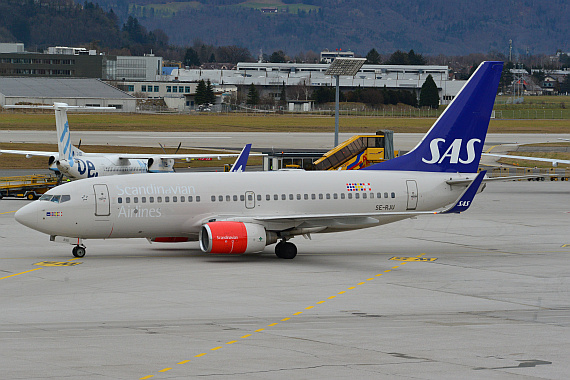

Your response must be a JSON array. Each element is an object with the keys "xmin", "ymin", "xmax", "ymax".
[
  {"xmin": 230, "ymin": 144, "xmax": 252, "ymax": 172},
  {"xmin": 363, "ymin": 61, "xmax": 503, "ymax": 173}
]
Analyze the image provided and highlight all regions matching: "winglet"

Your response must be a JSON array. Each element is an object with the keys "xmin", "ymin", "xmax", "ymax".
[
  {"xmin": 441, "ymin": 170, "xmax": 486, "ymax": 214},
  {"xmin": 230, "ymin": 144, "xmax": 252, "ymax": 172}
]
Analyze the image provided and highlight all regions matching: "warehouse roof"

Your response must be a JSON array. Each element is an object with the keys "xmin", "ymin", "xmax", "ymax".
[{"xmin": 0, "ymin": 77, "xmax": 132, "ymax": 99}]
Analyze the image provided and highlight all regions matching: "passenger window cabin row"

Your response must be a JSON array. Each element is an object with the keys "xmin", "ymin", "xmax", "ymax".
[
  {"xmin": 117, "ymin": 195, "xmax": 201, "ymax": 204},
  {"xmin": 117, "ymin": 191, "xmax": 396, "ymax": 204},
  {"xmin": 211, "ymin": 192, "xmax": 396, "ymax": 202}
]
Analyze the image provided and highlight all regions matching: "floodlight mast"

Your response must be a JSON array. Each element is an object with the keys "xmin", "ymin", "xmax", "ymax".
[{"xmin": 324, "ymin": 58, "xmax": 366, "ymax": 147}]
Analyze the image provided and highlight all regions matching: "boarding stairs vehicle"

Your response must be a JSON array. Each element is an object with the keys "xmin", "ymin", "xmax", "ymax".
[{"xmin": 313, "ymin": 130, "xmax": 396, "ymax": 170}]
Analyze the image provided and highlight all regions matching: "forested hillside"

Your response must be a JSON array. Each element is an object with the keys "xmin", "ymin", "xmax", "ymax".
[
  {"xmin": 88, "ymin": 0, "xmax": 569, "ymax": 56},
  {"xmin": 1, "ymin": 0, "xmax": 568, "ymax": 57}
]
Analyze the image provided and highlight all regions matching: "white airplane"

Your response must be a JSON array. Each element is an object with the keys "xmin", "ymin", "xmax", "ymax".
[
  {"xmin": 482, "ymin": 138, "xmax": 570, "ymax": 167},
  {"xmin": 483, "ymin": 152, "xmax": 570, "ymax": 167},
  {"xmin": 15, "ymin": 61, "xmax": 504, "ymax": 259},
  {"xmin": 0, "ymin": 103, "xmax": 251, "ymax": 179}
]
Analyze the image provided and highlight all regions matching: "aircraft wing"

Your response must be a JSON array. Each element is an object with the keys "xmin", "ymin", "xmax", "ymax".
[
  {"xmin": 483, "ymin": 153, "xmax": 570, "ymax": 166},
  {"xmin": 0, "ymin": 149, "xmax": 56, "ymax": 157},
  {"xmin": 116, "ymin": 153, "xmax": 262, "ymax": 160}
]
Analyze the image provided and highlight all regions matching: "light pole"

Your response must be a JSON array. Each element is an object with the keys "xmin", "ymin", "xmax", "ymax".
[{"xmin": 325, "ymin": 58, "xmax": 366, "ymax": 147}]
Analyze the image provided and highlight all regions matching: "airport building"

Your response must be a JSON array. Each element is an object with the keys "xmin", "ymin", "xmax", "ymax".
[
  {"xmin": 167, "ymin": 62, "xmax": 465, "ymax": 106},
  {"xmin": 0, "ymin": 77, "xmax": 136, "ymax": 112},
  {"xmin": 0, "ymin": 43, "xmax": 162, "ymax": 81}
]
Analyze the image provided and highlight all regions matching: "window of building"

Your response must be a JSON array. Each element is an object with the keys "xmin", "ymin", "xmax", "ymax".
[{"xmin": 166, "ymin": 86, "xmax": 171, "ymax": 93}]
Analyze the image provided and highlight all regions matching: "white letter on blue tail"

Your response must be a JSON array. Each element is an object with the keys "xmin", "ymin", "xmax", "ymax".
[{"xmin": 422, "ymin": 138, "xmax": 445, "ymax": 164}]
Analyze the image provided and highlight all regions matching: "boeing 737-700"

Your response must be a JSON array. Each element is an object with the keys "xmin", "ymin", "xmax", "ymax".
[
  {"xmin": 15, "ymin": 61, "xmax": 504, "ymax": 259},
  {"xmin": 0, "ymin": 103, "xmax": 252, "ymax": 179}
]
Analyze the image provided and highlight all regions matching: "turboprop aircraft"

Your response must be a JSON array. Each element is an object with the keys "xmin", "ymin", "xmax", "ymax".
[
  {"xmin": 483, "ymin": 153, "xmax": 570, "ymax": 167},
  {"xmin": 0, "ymin": 103, "xmax": 251, "ymax": 179},
  {"xmin": 482, "ymin": 138, "xmax": 570, "ymax": 167},
  {"xmin": 15, "ymin": 61, "xmax": 504, "ymax": 259}
]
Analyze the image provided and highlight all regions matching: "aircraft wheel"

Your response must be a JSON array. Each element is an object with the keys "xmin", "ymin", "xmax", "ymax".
[
  {"xmin": 275, "ymin": 241, "xmax": 297, "ymax": 259},
  {"xmin": 72, "ymin": 246, "xmax": 86, "ymax": 258}
]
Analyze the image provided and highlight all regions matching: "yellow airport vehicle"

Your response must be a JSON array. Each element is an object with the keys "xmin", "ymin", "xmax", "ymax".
[
  {"xmin": 313, "ymin": 131, "xmax": 397, "ymax": 171},
  {"xmin": 0, "ymin": 174, "xmax": 59, "ymax": 200}
]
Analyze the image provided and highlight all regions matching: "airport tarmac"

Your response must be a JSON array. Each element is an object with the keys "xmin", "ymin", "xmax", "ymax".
[
  {"xmin": 2, "ymin": 130, "xmax": 570, "ymax": 152},
  {"xmin": 1, "ymin": 180, "xmax": 569, "ymax": 379}
]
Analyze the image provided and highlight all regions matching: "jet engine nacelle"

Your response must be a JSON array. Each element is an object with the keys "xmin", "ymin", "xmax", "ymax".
[
  {"xmin": 148, "ymin": 157, "xmax": 174, "ymax": 173},
  {"xmin": 200, "ymin": 221, "xmax": 277, "ymax": 254},
  {"xmin": 56, "ymin": 159, "xmax": 72, "ymax": 175}
]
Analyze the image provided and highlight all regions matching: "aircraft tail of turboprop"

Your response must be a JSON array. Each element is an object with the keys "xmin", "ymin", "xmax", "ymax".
[
  {"xmin": 363, "ymin": 61, "xmax": 504, "ymax": 173},
  {"xmin": 54, "ymin": 103, "xmax": 83, "ymax": 166}
]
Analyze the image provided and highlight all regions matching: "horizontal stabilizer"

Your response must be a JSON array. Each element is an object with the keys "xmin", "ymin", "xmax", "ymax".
[{"xmin": 441, "ymin": 170, "xmax": 486, "ymax": 214}]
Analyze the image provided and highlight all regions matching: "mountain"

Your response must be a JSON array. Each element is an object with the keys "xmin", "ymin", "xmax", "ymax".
[
  {"xmin": 2, "ymin": 0, "xmax": 568, "ymax": 57},
  {"xmin": 92, "ymin": 0, "xmax": 569, "ymax": 56}
]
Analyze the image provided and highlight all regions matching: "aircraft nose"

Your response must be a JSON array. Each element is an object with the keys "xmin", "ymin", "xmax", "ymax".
[{"xmin": 15, "ymin": 202, "xmax": 39, "ymax": 229}]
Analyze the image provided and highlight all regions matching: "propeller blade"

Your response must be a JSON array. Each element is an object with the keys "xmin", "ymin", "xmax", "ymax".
[
  {"xmin": 159, "ymin": 143, "xmax": 166, "ymax": 154},
  {"xmin": 175, "ymin": 142, "xmax": 182, "ymax": 154}
]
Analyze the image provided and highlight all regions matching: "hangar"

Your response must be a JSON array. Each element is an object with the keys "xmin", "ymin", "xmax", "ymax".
[{"xmin": 0, "ymin": 77, "xmax": 136, "ymax": 112}]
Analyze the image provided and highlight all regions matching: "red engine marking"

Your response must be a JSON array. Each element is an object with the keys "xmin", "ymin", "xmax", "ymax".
[{"xmin": 208, "ymin": 222, "xmax": 248, "ymax": 254}]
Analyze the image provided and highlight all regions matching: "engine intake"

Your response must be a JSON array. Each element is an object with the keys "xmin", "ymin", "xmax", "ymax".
[{"xmin": 200, "ymin": 221, "xmax": 276, "ymax": 254}]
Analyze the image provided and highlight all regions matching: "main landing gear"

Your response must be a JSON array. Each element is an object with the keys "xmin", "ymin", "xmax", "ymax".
[
  {"xmin": 72, "ymin": 245, "xmax": 86, "ymax": 258},
  {"xmin": 275, "ymin": 240, "xmax": 297, "ymax": 259}
]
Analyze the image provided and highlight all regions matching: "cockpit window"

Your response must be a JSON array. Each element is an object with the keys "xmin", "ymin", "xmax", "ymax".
[{"xmin": 40, "ymin": 194, "xmax": 70, "ymax": 203}]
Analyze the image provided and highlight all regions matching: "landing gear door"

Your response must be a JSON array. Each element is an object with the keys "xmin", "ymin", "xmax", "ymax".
[
  {"xmin": 93, "ymin": 184, "xmax": 110, "ymax": 216},
  {"xmin": 406, "ymin": 180, "xmax": 418, "ymax": 210},
  {"xmin": 245, "ymin": 191, "xmax": 255, "ymax": 209}
]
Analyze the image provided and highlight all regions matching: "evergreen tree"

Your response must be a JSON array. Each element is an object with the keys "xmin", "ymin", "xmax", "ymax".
[
  {"xmin": 365, "ymin": 48, "xmax": 381, "ymax": 64},
  {"xmin": 499, "ymin": 61, "xmax": 514, "ymax": 93},
  {"xmin": 206, "ymin": 79, "xmax": 216, "ymax": 104},
  {"xmin": 246, "ymin": 83, "xmax": 259, "ymax": 105},
  {"xmin": 279, "ymin": 83, "xmax": 287, "ymax": 106},
  {"xmin": 419, "ymin": 74, "xmax": 439, "ymax": 109},
  {"xmin": 385, "ymin": 50, "xmax": 409, "ymax": 65},
  {"xmin": 269, "ymin": 50, "xmax": 287, "ymax": 63},
  {"xmin": 195, "ymin": 80, "xmax": 207, "ymax": 105},
  {"xmin": 407, "ymin": 49, "xmax": 426, "ymax": 65},
  {"xmin": 183, "ymin": 48, "xmax": 200, "ymax": 67}
]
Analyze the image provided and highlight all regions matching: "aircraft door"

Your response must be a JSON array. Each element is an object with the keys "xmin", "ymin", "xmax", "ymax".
[
  {"xmin": 406, "ymin": 180, "xmax": 418, "ymax": 210},
  {"xmin": 93, "ymin": 184, "xmax": 110, "ymax": 216},
  {"xmin": 245, "ymin": 191, "xmax": 255, "ymax": 209}
]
